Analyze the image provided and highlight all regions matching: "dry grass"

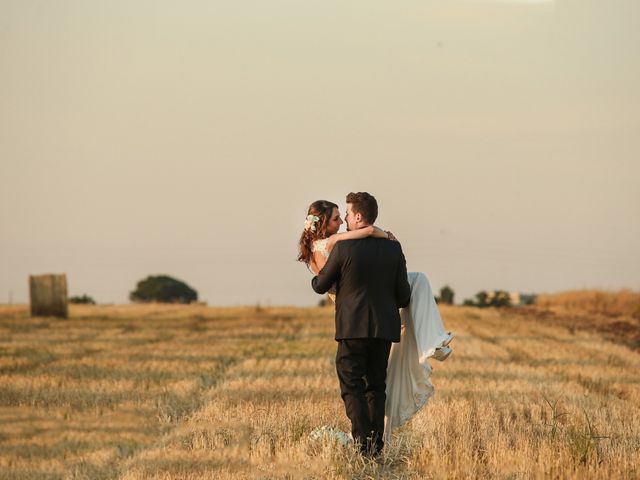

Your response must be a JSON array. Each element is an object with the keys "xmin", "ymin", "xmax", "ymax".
[
  {"xmin": 526, "ymin": 290, "xmax": 640, "ymax": 352},
  {"xmin": 536, "ymin": 289, "xmax": 640, "ymax": 319},
  {"xmin": 0, "ymin": 302, "xmax": 639, "ymax": 479}
]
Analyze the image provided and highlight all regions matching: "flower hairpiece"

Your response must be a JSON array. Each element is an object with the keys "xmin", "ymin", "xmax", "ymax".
[{"xmin": 304, "ymin": 215, "xmax": 320, "ymax": 232}]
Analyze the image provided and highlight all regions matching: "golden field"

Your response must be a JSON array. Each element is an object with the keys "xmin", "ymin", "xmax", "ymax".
[
  {"xmin": 537, "ymin": 289, "xmax": 640, "ymax": 319},
  {"xmin": 0, "ymin": 301, "xmax": 639, "ymax": 479}
]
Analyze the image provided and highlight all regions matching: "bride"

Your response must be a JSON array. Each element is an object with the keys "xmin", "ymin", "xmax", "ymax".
[{"xmin": 298, "ymin": 199, "xmax": 453, "ymax": 442}]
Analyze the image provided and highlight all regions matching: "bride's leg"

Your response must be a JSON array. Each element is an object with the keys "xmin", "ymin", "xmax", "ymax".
[{"xmin": 406, "ymin": 272, "xmax": 452, "ymax": 359}]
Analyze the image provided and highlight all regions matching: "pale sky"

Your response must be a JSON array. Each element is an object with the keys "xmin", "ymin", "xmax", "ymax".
[{"xmin": 1, "ymin": 0, "xmax": 639, "ymax": 306}]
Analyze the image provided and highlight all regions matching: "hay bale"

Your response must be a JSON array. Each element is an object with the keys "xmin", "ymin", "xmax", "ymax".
[{"xmin": 29, "ymin": 274, "xmax": 68, "ymax": 318}]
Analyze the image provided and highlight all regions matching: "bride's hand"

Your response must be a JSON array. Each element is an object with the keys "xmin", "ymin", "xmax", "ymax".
[{"xmin": 386, "ymin": 231, "xmax": 399, "ymax": 242}]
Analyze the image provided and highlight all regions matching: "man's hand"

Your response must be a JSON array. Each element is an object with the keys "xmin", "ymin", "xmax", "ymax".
[{"xmin": 386, "ymin": 231, "xmax": 399, "ymax": 242}]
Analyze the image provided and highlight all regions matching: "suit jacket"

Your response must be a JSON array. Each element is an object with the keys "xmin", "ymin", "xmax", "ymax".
[{"xmin": 312, "ymin": 237, "xmax": 411, "ymax": 342}]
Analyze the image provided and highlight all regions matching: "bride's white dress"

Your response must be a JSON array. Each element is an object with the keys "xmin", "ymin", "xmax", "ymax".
[{"xmin": 311, "ymin": 239, "xmax": 452, "ymax": 441}]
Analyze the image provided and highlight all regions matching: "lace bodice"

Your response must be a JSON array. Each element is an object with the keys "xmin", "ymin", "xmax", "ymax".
[
  {"xmin": 311, "ymin": 239, "xmax": 330, "ymax": 259},
  {"xmin": 311, "ymin": 238, "xmax": 336, "ymax": 299}
]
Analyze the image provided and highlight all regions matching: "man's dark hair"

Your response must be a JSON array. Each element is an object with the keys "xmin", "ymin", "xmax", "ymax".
[{"xmin": 346, "ymin": 192, "xmax": 378, "ymax": 225}]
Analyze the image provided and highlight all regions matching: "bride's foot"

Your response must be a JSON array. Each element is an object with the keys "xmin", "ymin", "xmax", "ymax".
[
  {"xmin": 441, "ymin": 332, "xmax": 454, "ymax": 347},
  {"xmin": 433, "ymin": 346, "xmax": 452, "ymax": 361}
]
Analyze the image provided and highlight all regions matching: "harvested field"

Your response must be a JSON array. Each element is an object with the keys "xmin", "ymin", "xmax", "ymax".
[{"xmin": 0, "ymin": 303, "xmax": 638, "ymax": 479}]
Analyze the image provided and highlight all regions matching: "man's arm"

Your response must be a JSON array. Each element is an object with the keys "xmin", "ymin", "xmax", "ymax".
[
  {"xmin": 312, "ymin": 243, "xmax": 342, "ymax": 294},
  {"xmin": 395, "ymin": 246, "xmax": 411, "ymax": 308}
]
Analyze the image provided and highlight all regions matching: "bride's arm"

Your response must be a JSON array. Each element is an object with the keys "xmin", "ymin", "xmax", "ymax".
[
  {"xmin": 312, "ymin": 227, "xmax": 387, "ymax": 273},
  {"xmin": 311, "ymin": 227, "xmax": 392, "ymax": 272},
  {"xmin": 312, "ymin": 252, "xmax": 327, "ymax": 273},
  {"xmin": 326, "ymin": 226, "xmax": 389, "ymax": 252}
]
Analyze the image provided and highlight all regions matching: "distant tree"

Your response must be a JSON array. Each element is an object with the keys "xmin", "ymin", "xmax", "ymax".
[
  {"xmin": 439, "ymin": 285, "xmax": 455, "ymax": 305},
  {"xmin": 489, "ymin": 290, "xmax": 511, "ymax": 308},
  {"xmin": 69, "ymin": 294, "xmax": 96, "ymax": 305},
  {"xmin": 318, "ymin": 294, "xmax": 334, "ymax": 307},
  {"xmin": 475, "ymin": 290, "xmax": 489, "ymax": 308},
  {"xmin": 463, "ymin": 290, "xmax": 512, "ymax": 308},
  {"xmin": 129, "ymin": 275, "xmax": 198, "ymax": 304}
]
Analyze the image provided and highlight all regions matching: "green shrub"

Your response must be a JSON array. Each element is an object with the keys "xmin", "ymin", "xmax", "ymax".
[
  {"xmin": 69, "ymin": 294, "xmax": 96, "ymax": 305},
  {"xmin": 129, "ymin": 275, "xmax": 198, "ymax": 304}
]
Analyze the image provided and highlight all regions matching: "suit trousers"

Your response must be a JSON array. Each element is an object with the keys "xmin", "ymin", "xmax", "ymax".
[{"xmin": 336, "ymin": 338, "xmax": 392, "ymax": 455}]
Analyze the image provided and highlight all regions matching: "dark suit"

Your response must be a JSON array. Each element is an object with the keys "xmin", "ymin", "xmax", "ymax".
[{"xmin": 312, "ymin": 237, "xmax": 411, "ymax": 454}]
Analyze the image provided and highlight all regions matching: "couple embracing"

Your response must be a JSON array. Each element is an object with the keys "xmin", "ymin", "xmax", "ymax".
[{"xmin": 298, "ymin": 192, "xmax": 453, "ymax": 457}]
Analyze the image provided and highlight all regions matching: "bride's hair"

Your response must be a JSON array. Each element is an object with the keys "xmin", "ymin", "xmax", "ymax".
[{"xmin": 297, "ymin": 200, "xmax": 339, "ymax": 265}]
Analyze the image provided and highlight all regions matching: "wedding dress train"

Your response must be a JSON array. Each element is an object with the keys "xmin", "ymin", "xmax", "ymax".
[{"xmin": 384, "ymin": 271, "xmax": 452, "ymax": 440}]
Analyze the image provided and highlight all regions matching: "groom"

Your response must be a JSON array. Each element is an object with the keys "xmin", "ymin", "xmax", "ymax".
[{"xmin": 312, "ymin": 192, "xmax": 411, "ymax": 456}]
